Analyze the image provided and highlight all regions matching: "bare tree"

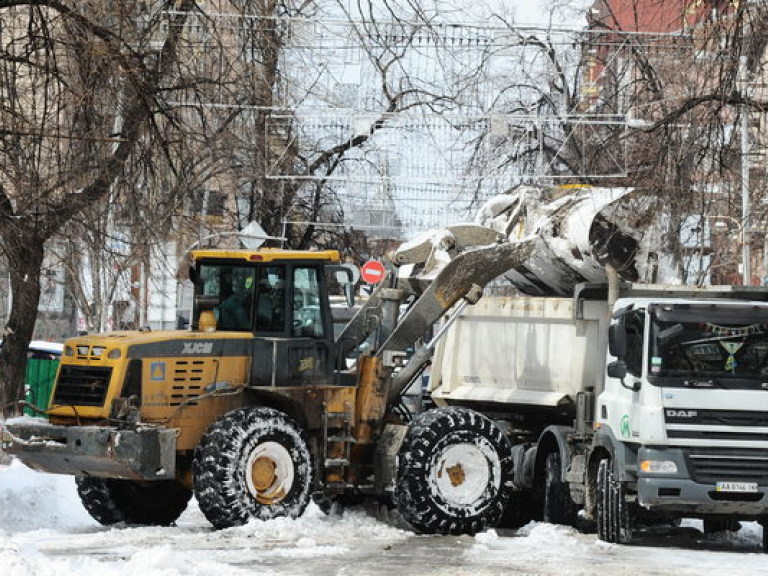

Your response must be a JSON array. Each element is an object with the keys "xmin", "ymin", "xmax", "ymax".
[
  {"xmin": 455, "ymin": 1, "xmax": 768, "ymax": 284},
  {"xmin": 0, "ymin": 1, "xmax": 196, "ymax": 416}
]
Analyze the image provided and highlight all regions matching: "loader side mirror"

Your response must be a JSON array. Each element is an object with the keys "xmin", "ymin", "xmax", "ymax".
[
  {"xmin": 608, "ymin": 323, "xmax": 627, "ymax": 358},
  {"xmin": 343, "ymin": 281, "xmax": 355, "ymax": 308},
  {"xmin": 328, "ymin": 264, "xmax": 359, "ymax": 308}
]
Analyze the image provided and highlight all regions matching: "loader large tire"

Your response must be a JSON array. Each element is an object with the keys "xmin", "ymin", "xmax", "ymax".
[
  {"xmin": 393, "ymin": 407, "xmax": 512, "ymax": 535},
  {"xmin": 193, "ymin": 407, "xmax": 312, "ymax": 529},
  {"xmin": 75, "ymin": 477, "xmax": 191, "ymax": 526},
  {"xmin": 596, "ymin": 457, "xmax": 634, "ymax": 544},
  {"xmin": 543, "ymin": 452, "xmax": 577, "ymax": 525}
]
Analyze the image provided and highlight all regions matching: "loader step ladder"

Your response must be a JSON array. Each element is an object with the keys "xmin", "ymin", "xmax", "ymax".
[{"xmin": 322, "ymin": 407, "xmax": 355, "ymax": 485}]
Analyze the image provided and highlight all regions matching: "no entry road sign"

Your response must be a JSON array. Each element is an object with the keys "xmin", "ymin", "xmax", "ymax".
[{"xmin": 360, "ymin": 260, "xmax": 386, "ymax": 284}]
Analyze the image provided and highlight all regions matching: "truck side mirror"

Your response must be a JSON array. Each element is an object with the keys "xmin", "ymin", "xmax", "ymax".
[
  {"xmin": 607, "ymin": 360, "xmax": 627, "ymax": 380},
  {"xmin": 607, "ymin": 360, "xmax": 640, "ymax": 392},
  {"xmin": 608, "ymin": 323, "xmax": 627, "ymax": 358}
]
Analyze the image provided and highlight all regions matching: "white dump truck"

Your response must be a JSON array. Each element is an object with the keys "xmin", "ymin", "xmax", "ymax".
[{"xmin": 429, "ymin": 282, "xmax": 768, "ymax": 548}]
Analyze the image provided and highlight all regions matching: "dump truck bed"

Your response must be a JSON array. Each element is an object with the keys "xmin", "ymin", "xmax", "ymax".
[{"xmin": 430, "ymin": 295, "xmax": 609, "ymax": 410}]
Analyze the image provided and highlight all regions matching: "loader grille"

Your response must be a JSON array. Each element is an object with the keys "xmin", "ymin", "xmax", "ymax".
[
  {"xmin": 683, "ymin": 448, "xmax": 768, "ymax": 484},
  {"xmin": 169, "ymin": 360, "xmax": 205, "ymax": 406},
  {"xmin": 52, "ymin": 365, "xmax": 113, "ymax": 406}
]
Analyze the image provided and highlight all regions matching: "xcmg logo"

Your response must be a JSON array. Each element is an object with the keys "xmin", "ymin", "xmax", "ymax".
[
  {"xmin": 181, "ymin": 342, "xmax": 214, "ymax": 355},
  {"xmin": 665, "ymin": 409, "xmax": 698, "ymax": 419}
]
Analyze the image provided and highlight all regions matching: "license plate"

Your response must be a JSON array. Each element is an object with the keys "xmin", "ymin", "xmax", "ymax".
[{"xmin": 715, "ymin": 481, "xmax": 758, "ymax": 493}]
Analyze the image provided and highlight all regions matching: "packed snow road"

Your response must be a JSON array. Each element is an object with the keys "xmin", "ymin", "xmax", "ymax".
[{"xmin": 0, "ymin": 460, "xmax": 765, "ymax": 576}]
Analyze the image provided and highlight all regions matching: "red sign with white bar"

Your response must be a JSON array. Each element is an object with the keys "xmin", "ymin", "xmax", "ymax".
[{"xmin": 360, "ymin": 260, "xmax": 386, "ymax": 284}]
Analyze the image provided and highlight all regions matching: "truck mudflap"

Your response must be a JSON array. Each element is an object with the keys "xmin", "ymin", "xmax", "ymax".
[{"xmin": 1, "ymin": 421, "xmax": 177, "ymax": 481}]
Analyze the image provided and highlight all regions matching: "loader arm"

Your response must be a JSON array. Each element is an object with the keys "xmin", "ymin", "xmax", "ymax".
[
  {"xmin": 380, "ymin": 239, "xmax": 533, "ymax": 404},
  {"xmin": 335, "ymin": 223, "xmax": 517, "ymax": 358},
  {"xmin": 339, "ymin": 229, "xmax": 533, "ymax": 431},
  {"xmin": 343, "ymin": 186, "xmax": 647, "ymax": 427}
]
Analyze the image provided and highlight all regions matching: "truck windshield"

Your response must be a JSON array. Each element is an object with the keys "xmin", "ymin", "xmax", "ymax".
[{"xmin": 648, "ymin": 303, "xmax": 768, "ymax": 388}]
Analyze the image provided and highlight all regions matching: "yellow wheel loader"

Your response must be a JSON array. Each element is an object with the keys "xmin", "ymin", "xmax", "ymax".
[{"xmin": 2, "ymin": 238, "xmax": 531, "ymax": 533}]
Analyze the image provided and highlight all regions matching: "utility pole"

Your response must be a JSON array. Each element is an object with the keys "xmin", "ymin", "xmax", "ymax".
[{"xmin": 740, "ymin": 54, "xmax": 751, "ymax": 286}]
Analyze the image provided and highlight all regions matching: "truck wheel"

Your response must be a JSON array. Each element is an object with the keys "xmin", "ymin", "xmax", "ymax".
[
  {"xmin": 75, "ymin": 477, "xmax": 191, "ymax": 526},
  {"xmin": 498, "ymin": 491, "xmax": 539, "ymax": 528},
  {"xmin": 596, "ymin": 458, "xmax": 633, "ymax": 544},
  {"xmin": 543, "ymin": 452, "xmax": 577, "ymax": 525},
  {"xmin": 192, "ymin": 406, "xmax": 313, "ymax": 529},
  {"xmin": 393, "ymin": 407, "xmax": 512, "ymax": 535}
]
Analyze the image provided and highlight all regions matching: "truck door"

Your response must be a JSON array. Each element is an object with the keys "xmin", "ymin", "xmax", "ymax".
[
  {"xmin": 602, "ymin": 308, "xmax": 645, "ymax": 442},
  {"xmin": 250, "ymin": 263, "xmax": 334, "ymax": 387}
]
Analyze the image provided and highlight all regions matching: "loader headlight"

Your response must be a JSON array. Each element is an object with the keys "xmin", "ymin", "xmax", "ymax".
[
  {"xmin": 640, "ymin": 460, "xmax": 678, "ymax": 474},
  {"xmin": 92, "ymin": 346, "xmax": 105, "ymax": 357},
  {"xmin": 108, "ymin": 348, "xmax": 121, "ymax": 359},
  {"xmin": 64, "ymin": 345, "xmax": 74, "ymax": 356}
]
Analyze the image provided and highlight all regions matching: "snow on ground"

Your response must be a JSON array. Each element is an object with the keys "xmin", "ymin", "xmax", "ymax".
[{"xmin": 0, "ymin": 459, "xmax": 765, "ymax": 576}]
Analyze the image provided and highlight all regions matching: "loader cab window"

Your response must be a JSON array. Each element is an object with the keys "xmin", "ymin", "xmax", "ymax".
[
  {"xmin": 255, "ymin": 266, "xmax": 286, "ymax": 333},
  {"xmin": 197, "ymin": 264, "xmax": 256, "ymax": 331},
  {"xmin": 292, "ymin": 266, "xmax": 324, "ymax": 338}
]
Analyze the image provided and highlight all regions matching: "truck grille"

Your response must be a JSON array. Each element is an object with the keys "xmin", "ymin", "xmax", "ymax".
[
  {"xmin": 665, "ymin": 408, "xmax": 768, "ymax": 442},
  {"xmin": 684, "ymin": 448, "xmax": 768, "ymax": 484},
  {"xmin": 52, "ymin": 365, "xmax": 113, "ymax": 406},
  {"xmin": 665, "ymin": 409, "xmax": 767, "ymax": 427}
]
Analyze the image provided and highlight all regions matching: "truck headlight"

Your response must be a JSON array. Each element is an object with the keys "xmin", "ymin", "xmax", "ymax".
[{"xmin": 640, "ymin": 460, "xmax": 678, "ymax": 474}]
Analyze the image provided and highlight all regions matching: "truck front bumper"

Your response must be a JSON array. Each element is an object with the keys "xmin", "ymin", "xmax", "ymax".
[
  {"xmin": 637, "ymin": 447, "xmax": 768, "ymax": 518},
  {"xmin": 1, "ymin": 421, "xmax": 177, "ymax": 481}
]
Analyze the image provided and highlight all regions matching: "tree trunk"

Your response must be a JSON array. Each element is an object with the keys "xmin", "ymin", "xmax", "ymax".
[{"xmin": 0, "ymin": 238, "xmax": 44, "ymax": 418}]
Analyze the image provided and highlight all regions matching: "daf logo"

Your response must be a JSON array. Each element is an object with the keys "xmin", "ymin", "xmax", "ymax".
[
  {"xmin": 666, "ymin": 409, "xmax": 698, "ymax": 418},
  {"xmin": 182, "ymin": 342, "xmax": 214, "ymax": 354}
]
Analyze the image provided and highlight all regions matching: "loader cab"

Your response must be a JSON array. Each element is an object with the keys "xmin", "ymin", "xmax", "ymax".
[
  {"xmin": 189, "ymin": 249, "xmax": 344, "ymax": 387},
  {"xmin": 189, "ymin": 249, "xmax": 341, "ymax": 336}
]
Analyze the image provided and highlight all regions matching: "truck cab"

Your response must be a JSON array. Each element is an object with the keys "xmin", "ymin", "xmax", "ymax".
[
  {"xmin": 425, "ymin": 283, "xmax": 768, "ymax": 548},
  {"xmin": 599, "ymin": 290, "xmax": 768, "ymax": 535}
]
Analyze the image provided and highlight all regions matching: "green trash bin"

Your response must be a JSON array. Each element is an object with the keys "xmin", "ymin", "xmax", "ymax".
[{"xmin": 24, "ymin": 356, "xmax": 60, "ymax": 417}]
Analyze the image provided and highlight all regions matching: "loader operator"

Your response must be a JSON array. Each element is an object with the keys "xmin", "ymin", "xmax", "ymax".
[{"xmin": 217, "ymin": 273, "xmax": 253, "ymax": 331}]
